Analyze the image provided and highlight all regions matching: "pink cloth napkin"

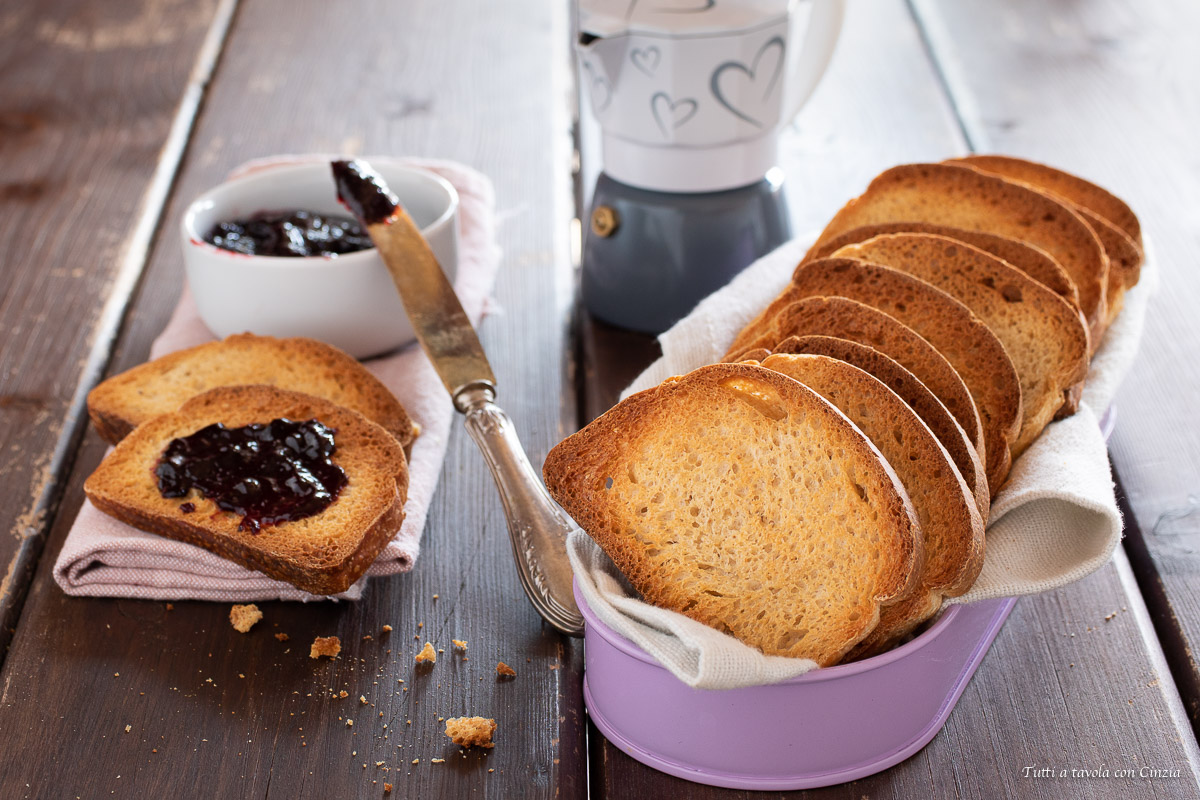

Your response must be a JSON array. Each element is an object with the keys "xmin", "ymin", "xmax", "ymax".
[{"xmin": 53, "ymin": 157, "xmax": 501, "ymax": 602}]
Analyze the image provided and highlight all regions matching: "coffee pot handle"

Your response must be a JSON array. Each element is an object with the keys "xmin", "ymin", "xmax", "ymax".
[{"xmin": 785, "ymin": 0, "xmax": 846, "ymax": 122}]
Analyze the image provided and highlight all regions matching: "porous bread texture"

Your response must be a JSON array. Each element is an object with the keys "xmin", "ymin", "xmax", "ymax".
[
  {"xmin": 86, "ymin": 333, "xmax": 418, "ymax": 450},
  {"xmin": 803, "ymin": 221, "xmax": 1080, "ymax": 311},
  {"xmin": 835, "ymin": 234, "xmax": 1090, "ymax": 459},
  {"xmin": 727, "ymin": 296, "xmax": 986, "ymax": 474},
  {"xmin": 805, "ymin": 162, "xmax": 1110, "ymax": 347},
  {"xmin": 769, "ymin": 335, "xmax": 989, "ymax": 521},
  {"xmin": 762, "ymin": 354, "xmax": 983, "ymax": 588},
  {"xmin": 543, "ymin": 362, "xmax": 923, "ymax": 667},
  {"xmin": 229, "ymin": 603, "xmax": 262, "ymax": 633},
  {"xmin": 783, "ymin": 258, "xmax": 1022, "ymax": 494},
  {"xmin": 948, "ymin": 156, "xmax": 1142, "ymax": 325},
  {"xmin": 445, "ymin": 717, "xmax": 496, "ymax": 748},
  {"xmin": 310, "ymin": 636, "xmax": 341, "ymax": 658},
  {"xmin": 84, "ymin": 385, "xmax": 409, "ymax": 595},
  {"xmin": 761, "ymin": 354, "xmax": 985, "ymax": 651}
]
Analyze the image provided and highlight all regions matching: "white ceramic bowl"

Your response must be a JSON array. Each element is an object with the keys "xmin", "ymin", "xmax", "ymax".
[{"xmin": 181, "ymin": 160, "xmax": 459, "ymax": 359}]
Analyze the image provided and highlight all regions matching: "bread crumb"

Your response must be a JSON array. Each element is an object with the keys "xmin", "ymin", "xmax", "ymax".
[
  {"xmin": 411, "ymin": 758, "xmax": 419, "ymax": 765},
  {"xmin": 346, "ymin": 719, "xmax": 354, "ymax": 728},
  {"xmin": 445, "ymin": 716, "xmax": 496, "ymax": 748},
  {"xmin": 310, "ymin": 636, "xmax": 341, "ymax": 659},
  {"xmin": 415, "ymin": 642, "xmax": 436, "ymax": 664},
  {"xmin": 360, "ymin": 695, "xmax": 368, "ymax": 705},
  {"xmin": 384, "ymin": 783, "xmax": 392, "ymax": 793},
  {"xmin": 452, "ymin": 639, "xmax": 467, "ymax": 650},
  {"xmin": 381, "ymin": 624, "xmax": 393, "ymax": 633},
  {"xmin": 339, "ymin": 690, "xmax": 349, "ymax": 698},
  {"xmin": 431, "ymin": 758, "xmax": 445, "ymax": 764},
  {"xmin": 165, "ymin": 603, "xmax": 173, "ymax": 611},
  {"xmin": 124, "ymin": 725, "xmax": 131, "ymax": 733},
  {"xmin": 274, "ymin": 632, "xmax": 289, "ymax": 641},
  {"xmin": 229, "ymin": 604, "xmax": 263, "ymax": 633},
  {"xmin": 496, "ymin": 662, "xmax": 516, "ymax": 677}
]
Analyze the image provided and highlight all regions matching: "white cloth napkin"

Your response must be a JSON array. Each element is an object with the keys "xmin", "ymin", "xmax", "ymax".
[
  {"xmin": 53, "ymin": 157, "xmax": 501, "ymax": 602},
  {"xmin": 569, "ymin": 233, "xmax": 1157, "ymax": 688}
]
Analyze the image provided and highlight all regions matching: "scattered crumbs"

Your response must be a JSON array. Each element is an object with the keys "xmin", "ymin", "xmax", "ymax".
[
  {"xmin": 340, "ymin": 690, "xmax": 349, "ymax": 699},
  {"xmin": 310, "ymin": 636, "xmax": 341, "ymax": 659},
  {"xmin": 548, "ymin": 664, "xmax": 560, "ymax": 670},
  {"xmin": 431, "ymin": 758, "xmax": 445, "ymax": 764},
  {"xmin": 488, "ymin": 768, "xmax": 494, "ymax": 773},
  {"xmin": 362, "ymin": 635, "xmax": 373, "ymax": 641},
  {"xmin": 124, "ymin": 725, "xmax": 131, "ymax": 733},
  {"xmin": 375, "ymin": 761, "xmax": 384, "ymax": 767},
  {"xmin": 445, "ymin": 717, "xmax": 497, "ymax": 749},
  {"xmin": 411, "ymin": 759, "xmax": 419, "ymax": 765},
  {"xmin": 432, "ymin": 594, "xmax": 439, "ymax": 600},
  {"xmin": 453, "ymin": 639, "xmax": 467, "ymax": 651},
  {"xmin": 1105, "ymin": 612, "xmax": 1117, "ymax": 622},
  {"xmin": 384, "ymin": 783, "xmax": 392, "ymax": 794},
  {"xmin": 381, "ymin": 625, "xmax": 393, "ymax": 633},
  {"xmin": 152, "ymin": 749, "xmax": 158, "ymax": 753},
  {"xmin": 415, "ymin": 642, "xmax": 436, "ymax": 664},
  {"xmin": 165, "ymin": 603, "xmax": 173, "ymax": 611},
  {"xmin": 360, "ymin": 695, "xmax": 368, "ymax": 705},
  {"xmin": 397, "ymin": 679, "xmax": 405, "ymax": 684},
  {"xmin": 238, "ymin": 674, "xmax": 245, "ymax": 679},
  {"xmin": 347, "ymin": 720, "xmax": 354, "ymax": 728},
  {"xmin": 496, "ymin": 662, "xmax": 516, "ymax": 677},
  {"xmin": 229, "ymin": 604, "xmax": 263, "ymax": 633},
  {"xmin": 275, "ymin": 633, "xmax": 289, "ymax": 642},
  {"xmin": 114, "ymin": 673, "xmax": 120, "ymax": 677}
]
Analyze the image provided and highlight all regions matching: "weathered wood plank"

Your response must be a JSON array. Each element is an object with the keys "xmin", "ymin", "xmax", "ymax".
[
  {"xmin": 917, "ymin": 0, "xmax": 1200, "ymax": 734},
  {"xmin": 0, "ymin": 0, "xmax": 227, "ymax": 656},
  {"xmin": 0, "ymin": 0, "xmax": 585, "ymax": 797},
  {"xmin": 582, "ymin": 0, "xmax": 1200, "ymax": 795}
]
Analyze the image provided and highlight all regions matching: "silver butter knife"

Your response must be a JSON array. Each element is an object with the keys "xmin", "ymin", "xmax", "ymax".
[{"xmin": 332, "ymin": 160, "xmax": 584, "ymax": 636}]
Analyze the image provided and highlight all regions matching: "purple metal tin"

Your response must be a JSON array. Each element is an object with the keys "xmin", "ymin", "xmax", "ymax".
[{"xmin": 578, "ymin": 582, "xmax": 1014, "ymax": 790}]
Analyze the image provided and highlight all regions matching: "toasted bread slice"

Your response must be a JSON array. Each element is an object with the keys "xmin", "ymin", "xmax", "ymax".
[
  {"xmin": 806, "ymin": 163, "xmax": 1110, "ymax": 346},
  {"xmin": 87, "ymin": 333, "xmax": 417, "ymax": 450},
  {"xmin": 803, "ymin": 221, "xmax": 1079, "ymax": 311},
  {"xmin": 84, "ymin": 385, "xmax": 409, "ymax": 595},
  {"xmin": 777, "ymin": 259, "xmax": 1022, "ymax": 492},
  {"xmin": 767, "ymin": 335, "xmax": 989, "ymax": 521},
  {"xmin": 761, "ymin": 354, "xmax": 984, "ymax": 652},
  {"xmin": 834, "ymin": 234, "xmax": 1090, "ymax": 458},
  {"xmin": 948, "ymin": 156, "xmax": 1142, "ymax": 324},
  {"xmin": 951, "ymin": 155, "xmax": 1141, "ymax": 249},
  {"xmin": 726, "ymin": 296, "xmax": 986, "ymax": 473},
  {"xmin": 543, "ymin": 362, "xmax": 923, "ymax": 666}
]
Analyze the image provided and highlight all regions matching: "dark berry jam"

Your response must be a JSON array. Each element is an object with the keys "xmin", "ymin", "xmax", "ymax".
[
  {"xmin": 205, "ymin": 210, "xmax": 373, "ymax": 257},
  {"xmin": 331, "ymin": 160, "xmax": 398, "ymax": 225},
  {"xmin": 155, "ymin": 418, "xmax": 348, "ymax": 533}
]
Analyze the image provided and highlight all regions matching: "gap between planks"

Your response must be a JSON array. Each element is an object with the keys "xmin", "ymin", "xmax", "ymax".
[{"xmin": 0, "ymin": 0, "xmax": 240, "ymax": 663}]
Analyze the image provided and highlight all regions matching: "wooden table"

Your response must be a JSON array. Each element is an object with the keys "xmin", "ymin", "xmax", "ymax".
[{"xmin": 1, "ymin": 1, "xmax": 1198, "ymax": 797}]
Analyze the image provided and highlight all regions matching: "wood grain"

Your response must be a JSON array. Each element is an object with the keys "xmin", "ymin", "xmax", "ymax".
[
  {"xmin": 915, "ymin": 0, "xmax": 1200, "ymax": 732},
  {"xmin": 580, "ymin": 0, "xmax": 1200, "ymax": 796},
  {"xmin": 0, "ymin": 0, "xmax": 585, "ymax": 797},
  {"xmin": 0, "ymin": 0, "xmax": 224, "ymax": 655}
]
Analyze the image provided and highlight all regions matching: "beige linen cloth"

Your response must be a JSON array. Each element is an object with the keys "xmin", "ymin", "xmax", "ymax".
[
  {"xmin": 569, "ymin": 234, "xmax": 1157, "ymax": 688},
  {"xmin": 54, "ymin": 157, "xmax": 500, "ymax": 602}
]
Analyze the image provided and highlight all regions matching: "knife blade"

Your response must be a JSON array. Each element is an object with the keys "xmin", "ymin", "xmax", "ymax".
[{"xmin": 332, "ymin": 160, "xmax": 584, "ymax": 636}]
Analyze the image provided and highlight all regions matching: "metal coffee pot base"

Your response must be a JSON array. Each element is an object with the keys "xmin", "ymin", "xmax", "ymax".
[{"xmin": 582, "ymin": 171, "xmax": 791, "ymax": 335}]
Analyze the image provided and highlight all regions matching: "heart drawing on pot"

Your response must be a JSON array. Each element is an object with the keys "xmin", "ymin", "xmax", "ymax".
[
  {"xmin": 582, "ymin": 61, "xmax": 612, "ymax": 111},
  {"xmin": 650, "ymin": 92, "xmax": 698, "ymax": 137},
  {"xmin": 710, "ymin": 36, "xmax": 786, "ymax": 128},
  {"xmin": 631, "ymin": 46, "xmax": 661, "ymax": 77}
]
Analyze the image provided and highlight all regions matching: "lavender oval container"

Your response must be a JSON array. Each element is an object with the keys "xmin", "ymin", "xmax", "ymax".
[{"xmin": 579, "ymin": 406, "xmax": 1116, "ymax": 791}]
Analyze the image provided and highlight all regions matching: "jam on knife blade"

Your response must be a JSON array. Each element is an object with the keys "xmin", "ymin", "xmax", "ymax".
[{"xmin": 331, "ymin": 160, "xmax": 400, "ymax": 225}]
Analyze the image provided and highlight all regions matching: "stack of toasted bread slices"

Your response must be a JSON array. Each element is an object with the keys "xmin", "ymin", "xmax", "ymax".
[
  {"xmin": 83, "ymin": 334, "xmax": 417, "ymax": 594},
  {"xmin": 546, "ymin": 156, "xmax": 1141, "ymax": 664}
]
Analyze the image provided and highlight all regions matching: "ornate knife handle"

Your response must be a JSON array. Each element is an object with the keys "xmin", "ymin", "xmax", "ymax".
[{"xmin": 454, "ymin": 381, "xmax": 585, "ymax": 637}]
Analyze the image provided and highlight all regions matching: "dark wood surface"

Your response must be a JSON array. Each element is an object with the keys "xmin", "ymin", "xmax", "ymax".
[
  {"xmin": 1, "ymin": 0, "xmax": 1198, "ymax": 798},
  {"xmin": 0, "ymin": 0, "xmax": 223, "ymax": 655},
  {"xmin": 0, "ymin": 0, "xmax": 585, "ymax": 797}
]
